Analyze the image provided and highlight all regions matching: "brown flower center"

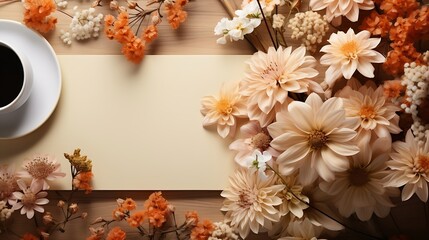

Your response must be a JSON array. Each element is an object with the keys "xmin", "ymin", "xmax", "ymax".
[
  {"xmin": 341, "ymin": 40, "xmax": 358, "ymax": 60},
  {"xmin": 26, "ymin": 157, "xmax": 56, "ymax": 180},
  {"xmin": 216, "ymin": 99, "xmax": 233, "ymax": 115},
  {"xmin": 359, "ymin": 105, "xmax": 376, "ymax": 120},
  {"xmin": 251, "ymin": 132, "xmax": 272, "ymax": 150},
  {"xmin": 348, "ymin": 168, "xmax": 369, "ymax": 186},
  {"xmin": 415, "ymin": 155, "xmax": 429, "ymax": 174},
  {"xmin": 22, "ymin": 191, "xmax": 37, "ymax": 207},
  {"xmin": 308, "ymin": 130, "xmax": 327, "ymax": 150},
  {"xmin": 238, "ymin": 189, "xmax": 256, "ymax": 209}
]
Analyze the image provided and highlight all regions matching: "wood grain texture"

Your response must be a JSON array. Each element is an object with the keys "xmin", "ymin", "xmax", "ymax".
[
  {"xmin": 1, "ymin": 1, "xmax": 428, "ymax": 239},
  {"xmin": 0, "ymin": 0, "xmax": 255, "ymax": 54}
]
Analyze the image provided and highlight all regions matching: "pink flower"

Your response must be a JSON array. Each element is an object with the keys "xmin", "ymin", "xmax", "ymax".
[
  {"xmin": 229, "ymin": 120, "xmax": 279, "ymax": 166},
  {"xmin": 12, "ymin": 180, "xmax": 49, "ymax": 219},
  {"xmin": 17, "ymin": 154, "xmax": 66, "ymax": 190}
]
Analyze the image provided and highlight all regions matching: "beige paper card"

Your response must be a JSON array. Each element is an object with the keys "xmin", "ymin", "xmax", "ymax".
[{"xmin": 0, "ymin": 55, "xmax": 250, "ymax": 190}]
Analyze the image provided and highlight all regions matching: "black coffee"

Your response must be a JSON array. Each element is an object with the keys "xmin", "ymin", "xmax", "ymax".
[{"xmin": 0, "ymin": 44, "xmax": 24, "ymax": 108}]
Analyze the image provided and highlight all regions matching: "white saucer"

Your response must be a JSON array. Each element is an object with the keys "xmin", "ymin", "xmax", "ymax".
[{"xmin": 0, "ymin": 20, "xmax": 61, "ymax": 139}]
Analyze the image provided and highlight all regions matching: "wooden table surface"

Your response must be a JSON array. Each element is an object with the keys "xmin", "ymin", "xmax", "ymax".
[
  {"xmin": 0, "ymin": 0, "xmax": 259, "ymax": 239},
  {"xmin": 1, "ymin": 1, "xmax": 428, "ymax": 239}
]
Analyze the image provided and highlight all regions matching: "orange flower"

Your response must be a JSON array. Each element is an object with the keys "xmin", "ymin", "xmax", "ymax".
[
  {"xmin": 389, "ymin": 17, "xmax": 415, "ymax": 46},
  {"xmin": 412, "ymin": 6, "xmax": 429, "ymax": 39},
  {"xmin": 106, "ymin": 227, "xmax": 126, "ymax": 240},
  {"xmin": 190, "ymin": 220, "xmax": 215, "ymax": 240},
  {"xmin": 185, "ymin": 211, "xmax": 199, "ymax": 227},
  {"xmin": 86, "ymin": 235, "xmax": 103, "ymax": 240},
  {"xmin": 122, "ymin": 198, "xmax": 137, "ymax": 211},
  {"xmin": 380, "ymin": 0, "xmax": 420, "ymax": 20},
  {"xmin": 143, "ymin": 25, "xmax": 158, "ymax": 43},
  {"xmin": 383, "ymin": 80, "xmax": 405, "ymax": 99},
  {"xmin": 383, "ymin": 44, "xmax": 422, "ymax": 76},
  {"xmin": 127, "ymin": 210, "xmax": 145, "ymax": 227},
  {"xmin": 23, "ymin": 0, "xmax": 57, "ymax": 33},
  {"xmin": 104, "ymin": 12, "xmax": 146, "ymax": 64},
  {"xmin": 165, "ymin": 1, "xmax": 188, "ymax": 29},
  {"xmin": 121, "ymin": 36, "xmax": 145, "ymax": 64},
  {"xmin": 73, "ymin": 171, "xmax": 93, "ymax": 194},
  {"xmin": 143, "ymin": 192, "xmax": 170, "ymax": 228},
  {"xmin": 22, "ymin": 233, "xmax": 38, "ymax": 240},
  {"xmin": 359, "ymin": 11, "xmax": 391, "ymax": 37}
]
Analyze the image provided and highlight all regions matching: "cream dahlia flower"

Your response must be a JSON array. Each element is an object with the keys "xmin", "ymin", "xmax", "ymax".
[
  {"xmin": 268, "ymin": 93, "xmax": 359, "ymax": 185},
  {"xmin": 337, "ymin": 79, "xmax": 402, "ymax": 143},
  {"xmin": 270, "ymin": 187, "xmax": 344, "ymax": 238},
  {"xmin": 241, "ymin": 46, "xmax": 322, "ymax": 127},
  {"xmin": 17, "ymin": 154, "xmax": 66, "ymax": 190},
  {"xmin": 277, "ymin": 173, "xmax": 309, "ymax": 219},
  {"xmin": 278, "ymin": 217, "xmax": 326, "ymax": 240},
  {"xmin": 310, "ymin": 0, "xmax": 374, "ymax": 25},
  {"xmin": 12, "ymin": 180, "xmax": 49, "ymax": 219},
  {"xmin": 320, "ymin": 29, "xmax": 385, "ymax": 88},
  {"xmin": 385, "ymin": 130, "xmax": 429, "ymax": 202},
  {"xmin": 320, "ymin": 137, "xmax": 399, "ymax": 221},
  {"xmin": 229, "ymin": 120, "xmax": 279, "ymax": 166},
  {"xmin": 201, "ymin": 81, "xmax": 247, "ymax": 138},
  {"xmin": 221, "ymin": 168, "xmax": 284, "ymax": 238}
]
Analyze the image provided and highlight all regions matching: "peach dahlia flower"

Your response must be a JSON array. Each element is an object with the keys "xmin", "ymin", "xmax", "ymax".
[
  {"xmin": 310, "ymin": 0, "xmax": 374, "ymax": 25},
  {"xmin": 385, "ymin": 130, "xmax": 429, "ymax": 202},
  {"xmin": 320, "ymin": 29, "xmax": 385, "ymax": 88},
  {"xmin": 337, "ymin": 79, "xmax": 402, "ymax": 143},
  {"xmin": 240, "ymin": 46, "xmax": 321, "ymax": 127},
  {"xmin": 201, "ymin": 81, "xmax": 247, "ymax": 138}
]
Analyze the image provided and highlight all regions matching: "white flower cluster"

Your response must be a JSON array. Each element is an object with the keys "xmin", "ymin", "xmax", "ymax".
[
  {"xmin": 288, "ymin": 11, "xmax": 329, "ymax": 52},
  {"xmin": 60, "ymin": 7, "xmax": 103, "ymax": 45},
  {"xmin": 214, "ymin": 1, "xmax": 263, "ymax": 44},
  {"xmin": 400, "ymin": 55, "xmax": 429, "ymax": 144},
  {"xmin": 208, "ymin": 221, "xmax": 239, "ymax": 240},
  {"xmin": 272, "ymin": 14, "xmax": 285, "ymax": 29},
  {"xmin": 0, "ymin": 201, "xmax": 13, "ymax": 222},
  {"xmin": 57, "ymin": 0, "xmax": 68, "ymax": 8}
]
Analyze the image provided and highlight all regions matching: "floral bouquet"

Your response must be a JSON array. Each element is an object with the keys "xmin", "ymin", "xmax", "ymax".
[
  {"xmin": 4, "ymin": 0, "xmax": 189, "ymax": 63},
  {"xmin": 0, "ymin": 149, "xmax": 93, "ymax": 239},
  {"xmin": 201, "ymin": 0, "xmax": 429, "ymax": 239}
]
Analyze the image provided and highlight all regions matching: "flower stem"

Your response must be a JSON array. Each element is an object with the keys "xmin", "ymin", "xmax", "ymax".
[{"xmin": 256, "ymin": 0, "xmax": 277, "ymax": 49}]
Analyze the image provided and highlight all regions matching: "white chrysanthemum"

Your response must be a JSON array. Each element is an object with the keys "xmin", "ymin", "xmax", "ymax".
[
  {"xmin": 241, "ymin": 46, "xmax": 322, "ymax": 127},
  {"xmin": 201, "ymin": 81, "xmax": 247, "ymax": 138},
  {"xmin": 320, "ymin": 137, "xmax": 399, "ymax": 221},
  {"xmin": 214, "ymin": 16, "xmax": 261, "ymax": 44},
  {"xmin": 221, "ymin": 168, "xmax": 284, "ymax": 238},
  {"xmin": 241, "ymin": 0, "xmax": 284, "ymax": 14},
  {"xmin": 337, "ymin": 79, "xmax": 402, "ymax": 143},
  {"xmin": 268, "ymin": 93, "xmax": 359, "ymax": 185},
  {"xmin": 310, "ymin": 0, "xmax": 374, "ymax": 25},
  {"xmin": 270, "ymin": 187, "xmax": 344, "ymax": 239},
  {"xmin": 320, "ymin": 29, "xmax": 385, "ymax": 88},
  {"xmin": 17, "ymin": 154, "xmax": 66, "ymax": 190},
  {"xmin": 12, "ymin": 180, "xmax": 49, "ymax": 219},
  {"xmin": 385, "ymin": 130, "xmax": 429, "ymax": 202},
  {"xmin": 229, "ymin": 120, "xmax": 280, "ymax": 165},
  {"xmin": 278, "ymin": 217, "xmax": 326, "ymax": 240},
  {"xmin": 244, "ymin": 150, "xmax": 272, "ymax": 180}
]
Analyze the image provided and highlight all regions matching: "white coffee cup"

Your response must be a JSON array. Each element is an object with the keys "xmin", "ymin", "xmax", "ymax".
[{"xmin": 0, "ymin": 41, "xmax": 33, "ymax": 114}]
